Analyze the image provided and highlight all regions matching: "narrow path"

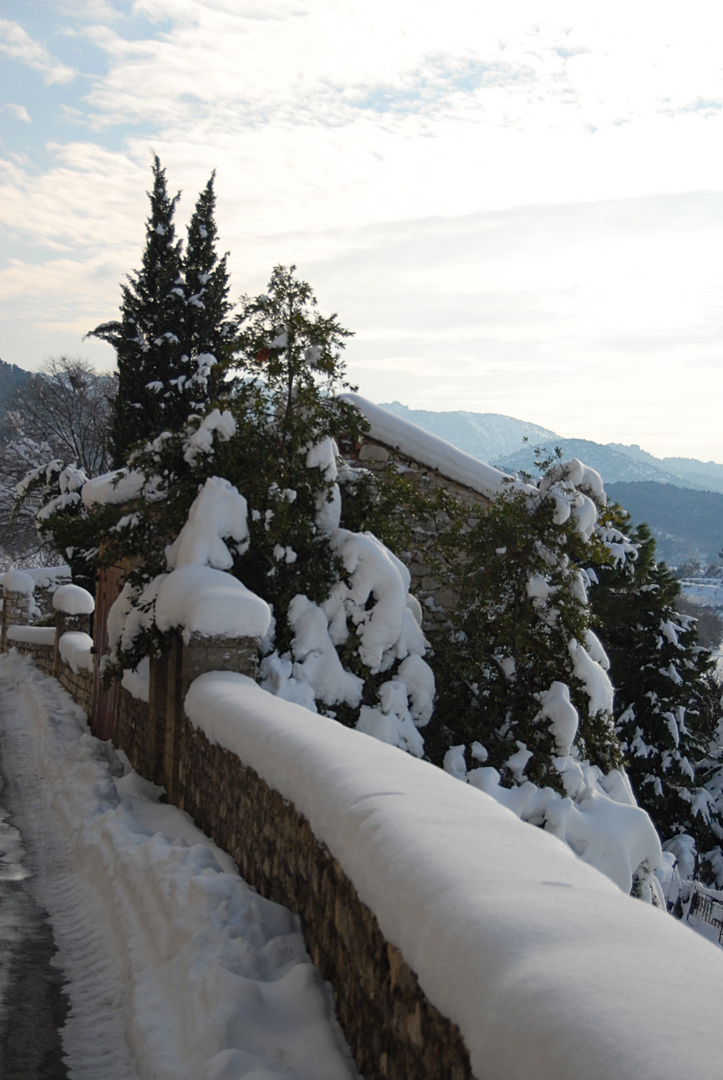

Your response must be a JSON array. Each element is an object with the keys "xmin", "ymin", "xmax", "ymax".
[
  {"xmin": 0, "ymin": 651, "xmax": 358, "ymax": 1080},
  {"xmin": 0, "ymin": 790, "xmax": 69, "ymax": 1079},
  {"xmin": 0, "ymin": 675, "xmax": 140, "ymax": 1080}
]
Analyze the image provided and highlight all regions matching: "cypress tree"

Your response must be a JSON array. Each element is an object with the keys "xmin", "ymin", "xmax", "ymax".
[
  {"xmin": 89, "ymin": 156, "xmax": 187, "ymax": 464},
  {"xmin": 181, "ymin": 170, "xmax": 233, "ymax": 404}
]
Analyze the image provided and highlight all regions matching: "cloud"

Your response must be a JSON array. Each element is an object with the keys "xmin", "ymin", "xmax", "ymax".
[
  {"xmin": 0, "ymin": 18, "xmax": 77, "ymax": 84},
  {"xmin": 3, "ymin": 103, "xmax": 32, "ymax": 123}
]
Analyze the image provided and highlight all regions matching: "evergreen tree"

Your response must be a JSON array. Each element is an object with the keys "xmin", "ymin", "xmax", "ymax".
[
  {"xmin": 592, "ymin": 520, "xmax": 716, "ymax": 860},
  {"xmin": 429, "ymin": 467, "xmax": 624, "ymax": 789},
  {"xmin": 181, "ymin": 170, "xmax": 233, "ymax": 404},
  {"xmin": 89, "ymin": 157, "xmax": 187, "ymax": 464}
]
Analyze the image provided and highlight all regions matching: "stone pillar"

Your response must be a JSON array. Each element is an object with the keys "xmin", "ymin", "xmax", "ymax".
[
  {"xmin": 151, "ymin": 632, "xmax": 260, "ymax": 804},
  {"xmin": 52, "ymin": 583, "xmax": 95, "ymax": 677},
  {"xmin": 1, "ymin": 571, "xmax": 35, "ymax": 653}
]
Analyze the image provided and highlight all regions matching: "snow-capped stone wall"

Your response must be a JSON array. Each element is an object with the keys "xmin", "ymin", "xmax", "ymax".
[{"xmin": 162, "ymin": 687, "xmax": 473, "ymax": 1080}]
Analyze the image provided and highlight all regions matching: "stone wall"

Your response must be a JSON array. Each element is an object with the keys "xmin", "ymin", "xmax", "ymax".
[
  {"xmin": 114, "ymin": 685, "xmax": 156, "ymax": 780},
  {"xmin": 55, "ymin": 662, "xmax": 94, "ymax": 717},
  {"xmin": 0, "ymin": 586, "xmax": 477, "ymax": 1079},
  {"xmin": 173, "ymin": 715, "xmax": 473, "ymax": 1080},
  {"xmin": 5, "ymin": 634, "xmax": 55, "ymax": 676}
]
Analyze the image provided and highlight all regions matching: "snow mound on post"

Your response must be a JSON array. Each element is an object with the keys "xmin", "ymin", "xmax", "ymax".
[
  {"xmin": 53, "ymin": 584, "xmax": 95, "ymax": 615},
  {"xmin": 2, "ymin": 569, "xmax": 35, "ymax": 595},
  {"xmin": 185, "ymin": 671, "xmax": 723, "ymax": 1080},
  {"xmin": 58, "ymin": 631, "xmax": 94, "ymax": 673},
  {"xmin": 156, "ymin": 564, "xmax": 271, "ymax": 642}
]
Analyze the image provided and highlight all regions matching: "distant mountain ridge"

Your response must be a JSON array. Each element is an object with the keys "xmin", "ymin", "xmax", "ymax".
[
  {"xmin": 0, "ymin": 358, "xmax": 30, "ymax": 434},
  {"xmin": 380, "ymin": 402, "xmax": 723, "ymax": 564},
  {"xmin": 380, "ymin": 402, "xmax": 723, "ymax": 494}
]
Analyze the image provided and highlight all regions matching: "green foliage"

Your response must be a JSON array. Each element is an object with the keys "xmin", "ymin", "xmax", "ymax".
[
  {"xmin": 72, "ymin": 266, "xmax": 370, "ymax": 677},
  {"xmin": 591, "ymin": 518, "xmax": 717, "ymax": 858},
  {"xmin": 429, "ymin": 479, "xmax": 623, "ymax": 788},
  {"xmin": 181, "ymin": 170, "xmax": 234, "ymax": 402}
]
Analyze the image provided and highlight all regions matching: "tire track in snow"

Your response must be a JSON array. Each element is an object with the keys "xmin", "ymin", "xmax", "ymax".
[{"xmin": 0, "ymin": 676, "xmax": 140, "ymax": 1080}]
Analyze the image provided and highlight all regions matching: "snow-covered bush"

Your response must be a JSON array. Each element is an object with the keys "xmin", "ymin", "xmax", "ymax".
[
  {"xmin": 428, "ymin": 459, "xmax": 673, "ymax": 898},
  {"xmin": 429, "ymin": 459, "xmax": 625, "ymax": 789}
]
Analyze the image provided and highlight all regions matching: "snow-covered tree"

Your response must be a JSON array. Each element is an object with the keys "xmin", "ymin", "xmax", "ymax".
[
  {"xmin": 90, "ymin": 157, "xmax": 232, "ymax": 464},
  {"xmin": 47, "ymin": 267, "xmax": 435, "ymax": 755},
  {"xmin": 429, "ymin": 460, "xmax": 624, "ymax": 790},
  {"xmin": 2, "ymin": 358, "xmax": 114, "ymax": 570},
  {"xmin": 180, "ymin": 170, "xmax": 233, "ymax": 405},
  {"xmin": 592, "ymin": 520, "xmax": 718, "ymax": 872}
]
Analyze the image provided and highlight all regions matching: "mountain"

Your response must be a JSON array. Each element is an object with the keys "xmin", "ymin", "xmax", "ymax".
[
  {"xmin": 495, "ymin": 439, "xmax": 686, "ymax": 486},
  {"xmin": 0, "ymin": 358, "xmax": 31, "ymax": 436},
  {"xmin": 378, "ymin": 402, "xmax": 559, "ymax": 464},
  {"xmin": 380, "ymin": 403, "xmax": 723, "ymax": 566},
  {"xmin": 608, "ymin": 444, "xmax": 723, "ymax": 495},
  {"xmin": 605, "ymin": 482, "xmax": 723, "ymax": 566},
  {"xmin": 379, "ymin": 403, "xmax": 723, "ymax": 493}
]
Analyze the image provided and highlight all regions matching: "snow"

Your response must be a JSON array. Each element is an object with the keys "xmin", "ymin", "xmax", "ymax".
[
  {"xmin": 53, "ymin": 583, "xmax": 95, "ymax": 615},
  {"xmin": 568, "ymin": 637, "xmax": 614, "ymax": 716},
  {"xmin": 325, "ymin": 530, "xmax": 419, "ymax": 673},
  {"xmin": 122, "ymin": 657, "xmax": 150, "ymax": 702},
  {"xmin": 82, "ymin": 469, "xmax": 146, "ymax": 507},
  {"xmin": 537, "ymin": 681, "xmax": 578, "ymax": 757},
  {"xmin": 287, "ymin": 595, "xmax": 363, "ymax": 708},
  {"xmin": 155, "ymin": 564, "xmax": 271, "ymax": 643},
  {"xmin": 306, "ymin": 438, "xmax": 342, "ymax": 534},
  {"xmin": 165, "ymin": 477, "xmax": 250, "ymax": 570},
  {"xmin": 58, "ymin": 631, "xmax": 94, "ymax": 673},
  {"xmin": 5, "ymin": 625, "xmax": 55, "ymax": 644},
  {"xmin": 2, "ymin": 568, "xmax": 35, "ymax": 595},
  {"xmin": 1, "ymin": 564, "xmax": 71, "ymax": 590},
  {"xmin": 182, "ymin": 409, "xmax": 236, "ymax": 465},
  {"xmin": 185, "ymin": 670, "xmax": 723, "ymax": 1080},
  {"xmin": 0, "ymin": 651, "xmax": 357, "ymax": 1080},
  {"xmin": 343, "ymin": 394, "xmax": 524, "ymax": 499}
]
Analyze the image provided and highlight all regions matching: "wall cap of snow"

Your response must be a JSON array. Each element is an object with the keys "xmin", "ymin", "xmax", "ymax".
[
  {"xmin": 7, "ymin": 626, "xmax": 56, "ymax": 645},
  {"xmin": 185, "ymin": 671, "xmax": 723, "ymax": 1080}
]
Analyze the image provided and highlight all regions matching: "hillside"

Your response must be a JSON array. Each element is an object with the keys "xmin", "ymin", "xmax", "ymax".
[
  {"xmin": 0, "ymin": 358, "xmax": 30, "ymax": 434},
  {"xmin": 605, "ymin": 482, "xmax": 723, "ymax": 566}
]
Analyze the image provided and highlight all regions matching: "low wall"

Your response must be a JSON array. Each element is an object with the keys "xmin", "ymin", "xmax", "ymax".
[
  {"xmin": 172, "ymin": 712, "xmax": 471, "ymax": 1080},
  {"xmin": 5, "ymin": 627, "xmax": 55, "ymax": 676}
]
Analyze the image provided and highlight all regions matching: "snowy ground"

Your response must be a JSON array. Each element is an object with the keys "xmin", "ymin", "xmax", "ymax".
[
  {"xmin": 0, "ymin": 650, "xmax": 358, "ymax": 1080},
  {"xmin": 680, "ymin": 576, "xmax": 723, "ymax": 610}
]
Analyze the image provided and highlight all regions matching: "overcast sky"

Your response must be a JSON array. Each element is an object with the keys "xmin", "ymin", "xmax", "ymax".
[{"xmin": 2, "ymin": 0, "xmax": 723, "ymax": 460}]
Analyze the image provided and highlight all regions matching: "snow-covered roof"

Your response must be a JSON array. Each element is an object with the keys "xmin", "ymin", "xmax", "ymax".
[
  {"xmin": 186, "ymin": 671, "xmax": 723, "ymax": 1080},
  {"xmin": 343, "ymin": 393, "xmax": 520, "ymax": 499}
]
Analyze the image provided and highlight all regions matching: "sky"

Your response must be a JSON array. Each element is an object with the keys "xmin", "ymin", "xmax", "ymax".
[{"xmin": 1, "ymin": 0, "xmax": 723, "ymax": 461}]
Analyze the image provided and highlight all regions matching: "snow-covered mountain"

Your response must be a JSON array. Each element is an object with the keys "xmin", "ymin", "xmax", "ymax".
[
  {"xmin": 379, "ymin": 403, "xmax": 723, "ymax": 565},
  {"xmin": 380, "ymin": 402, "xmax": 723, "ymax": 493}
]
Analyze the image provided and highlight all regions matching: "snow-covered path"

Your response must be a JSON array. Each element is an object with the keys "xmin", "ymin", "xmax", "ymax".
[{"xmin": 0, "ymin": 651, "xmax": 358, "ymax": 1080}]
